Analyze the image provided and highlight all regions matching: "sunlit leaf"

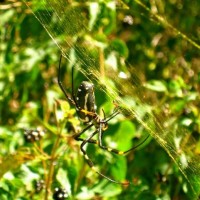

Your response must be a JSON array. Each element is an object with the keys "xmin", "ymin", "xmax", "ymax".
[
  {"xmin": 0, "ymin": 149, "xmax": 35, "ymax": 178},
  {"xmin": 145, "ymin": 80, "xmax": 167, "ymax": 92}
]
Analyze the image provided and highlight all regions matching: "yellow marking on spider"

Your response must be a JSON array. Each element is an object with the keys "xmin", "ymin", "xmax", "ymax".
[
  {"xmin": 118, "ymin": 151, "xmax": 124, "ymax": 155},
  {"xmin": 107, "ymin": 148, "xmax": 112, "ymax": 152},
  {"xmin": 102, "ymin": 127, "xmax": 108, "ymax": 131},
  {"xmin": 91, "ymin": 166, "xmax": 98, "ymax": 171},
  {"xmin": 80, "ymin": 109, "xmax": 95, "ymax": 116},
  {"xmin": 84, "ymin": 155, "xmax": 89, "ymax": 160}
]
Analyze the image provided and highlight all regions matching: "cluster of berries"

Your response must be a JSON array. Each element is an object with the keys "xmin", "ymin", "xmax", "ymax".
[
  {"xmin": 34, "ymin": 180, "xmax": 68, "ymax": 199},
  {"xmin": 24, "ymin": 127, "xmax": 45, "ymax": 143}
]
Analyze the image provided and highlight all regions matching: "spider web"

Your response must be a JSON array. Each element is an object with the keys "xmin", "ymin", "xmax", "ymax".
[{"xmin": 24, "ymin": 0, "xmax": 200, "ymax": 197}]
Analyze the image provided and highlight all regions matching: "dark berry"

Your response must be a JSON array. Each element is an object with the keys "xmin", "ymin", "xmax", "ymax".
[{"xmin": 53, "ymin": 188, "xmax": 68, "ymax": 200}]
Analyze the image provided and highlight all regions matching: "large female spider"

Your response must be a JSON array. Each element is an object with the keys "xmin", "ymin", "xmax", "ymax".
[{"xmin": 58, "ymin": 55, "xmax": 149, "ymax": 185}]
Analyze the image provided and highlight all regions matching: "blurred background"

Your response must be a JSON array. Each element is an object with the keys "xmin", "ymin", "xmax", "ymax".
[{"xmin": 0, "ymin": 0, "xmax": 200, "ymax": 199}]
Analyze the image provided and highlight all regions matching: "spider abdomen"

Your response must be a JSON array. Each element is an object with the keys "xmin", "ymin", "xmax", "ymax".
[{"xmin": 76, "ymin": 81, "xmax": 97, "ymax": 123}]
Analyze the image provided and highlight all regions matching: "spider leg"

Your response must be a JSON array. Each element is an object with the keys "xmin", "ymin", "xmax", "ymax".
[
  {"xmin": 98, "ymin": 109, "xmax": 150, "ymax": 155},
  {"xmin": 105, "ymin": 110, "xmax": 120, "ymax": 123},
  {"xmin": 76, "ymin": 137, "xmax": 97, "ymax": 144},
  {"xmin": 74, "ymin": 123, "xmax": 99, "ymax": 144},
  {"xmin": 73, "ymin": 123, "xmax": 94, "ymax": 140},
  {"xmin": 76, "ymin": 132, "xmax": 150, "ymax": 154},
  {"xmin": 98, "ymin": 122, "xmax": 150, "ymax": 155},
  {"xmin": 58, "ymin": 55, "xmax": 75, "ymax": 105},
  {"xmin": 80, "ymin": 130, "xmax": 129, "ymax": 185}
]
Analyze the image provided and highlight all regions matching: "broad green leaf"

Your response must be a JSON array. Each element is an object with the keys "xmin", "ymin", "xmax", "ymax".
[{"xmin": 145, "ymin": 80, "xmax": 167, "ymax": 92}]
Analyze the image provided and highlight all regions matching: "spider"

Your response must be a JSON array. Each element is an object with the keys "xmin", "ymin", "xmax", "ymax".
[{"xmin": 58, "ymin": 55, "xmax": 149, "ymax": 185}]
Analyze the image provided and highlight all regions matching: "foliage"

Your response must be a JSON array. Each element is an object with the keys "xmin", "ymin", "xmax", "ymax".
[{"xmin": 0, "ymin": 0, "xmax": 200, "ymax": 200}]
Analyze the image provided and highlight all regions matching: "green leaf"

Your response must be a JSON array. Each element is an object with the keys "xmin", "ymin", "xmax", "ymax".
[
  {"xmin": 111, "ymin": 156, "xmax": 127, "ymax": 182},
  {"xmin": 145, "ymin": 80, "xmax": 167, "ymax": 92},
  {"xmin": 169, "ymin": 99, "xmax": 186, "ymax": 112},
  {"xmin": 110, "ymin": 39, "xmax": 129, "ymax": 58},
  {"xmin": 113, "ymin": 120, "xmax": 136, "ymax": 150}
]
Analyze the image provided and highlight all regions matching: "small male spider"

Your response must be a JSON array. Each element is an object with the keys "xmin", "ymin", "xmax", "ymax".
[{"xmin": 58, "ymin": 55, "xmax": 149, "ymax": 185}]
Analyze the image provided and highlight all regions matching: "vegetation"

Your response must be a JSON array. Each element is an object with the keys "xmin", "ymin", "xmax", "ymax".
[{"xmin": 0, "ymin": 0, "xmax": 200, "ymax": 199}]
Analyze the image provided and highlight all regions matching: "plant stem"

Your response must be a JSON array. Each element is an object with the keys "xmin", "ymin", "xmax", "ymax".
[{"xmin": 44, "ymin": 103, "xmax": 63, "ymax": 200}]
